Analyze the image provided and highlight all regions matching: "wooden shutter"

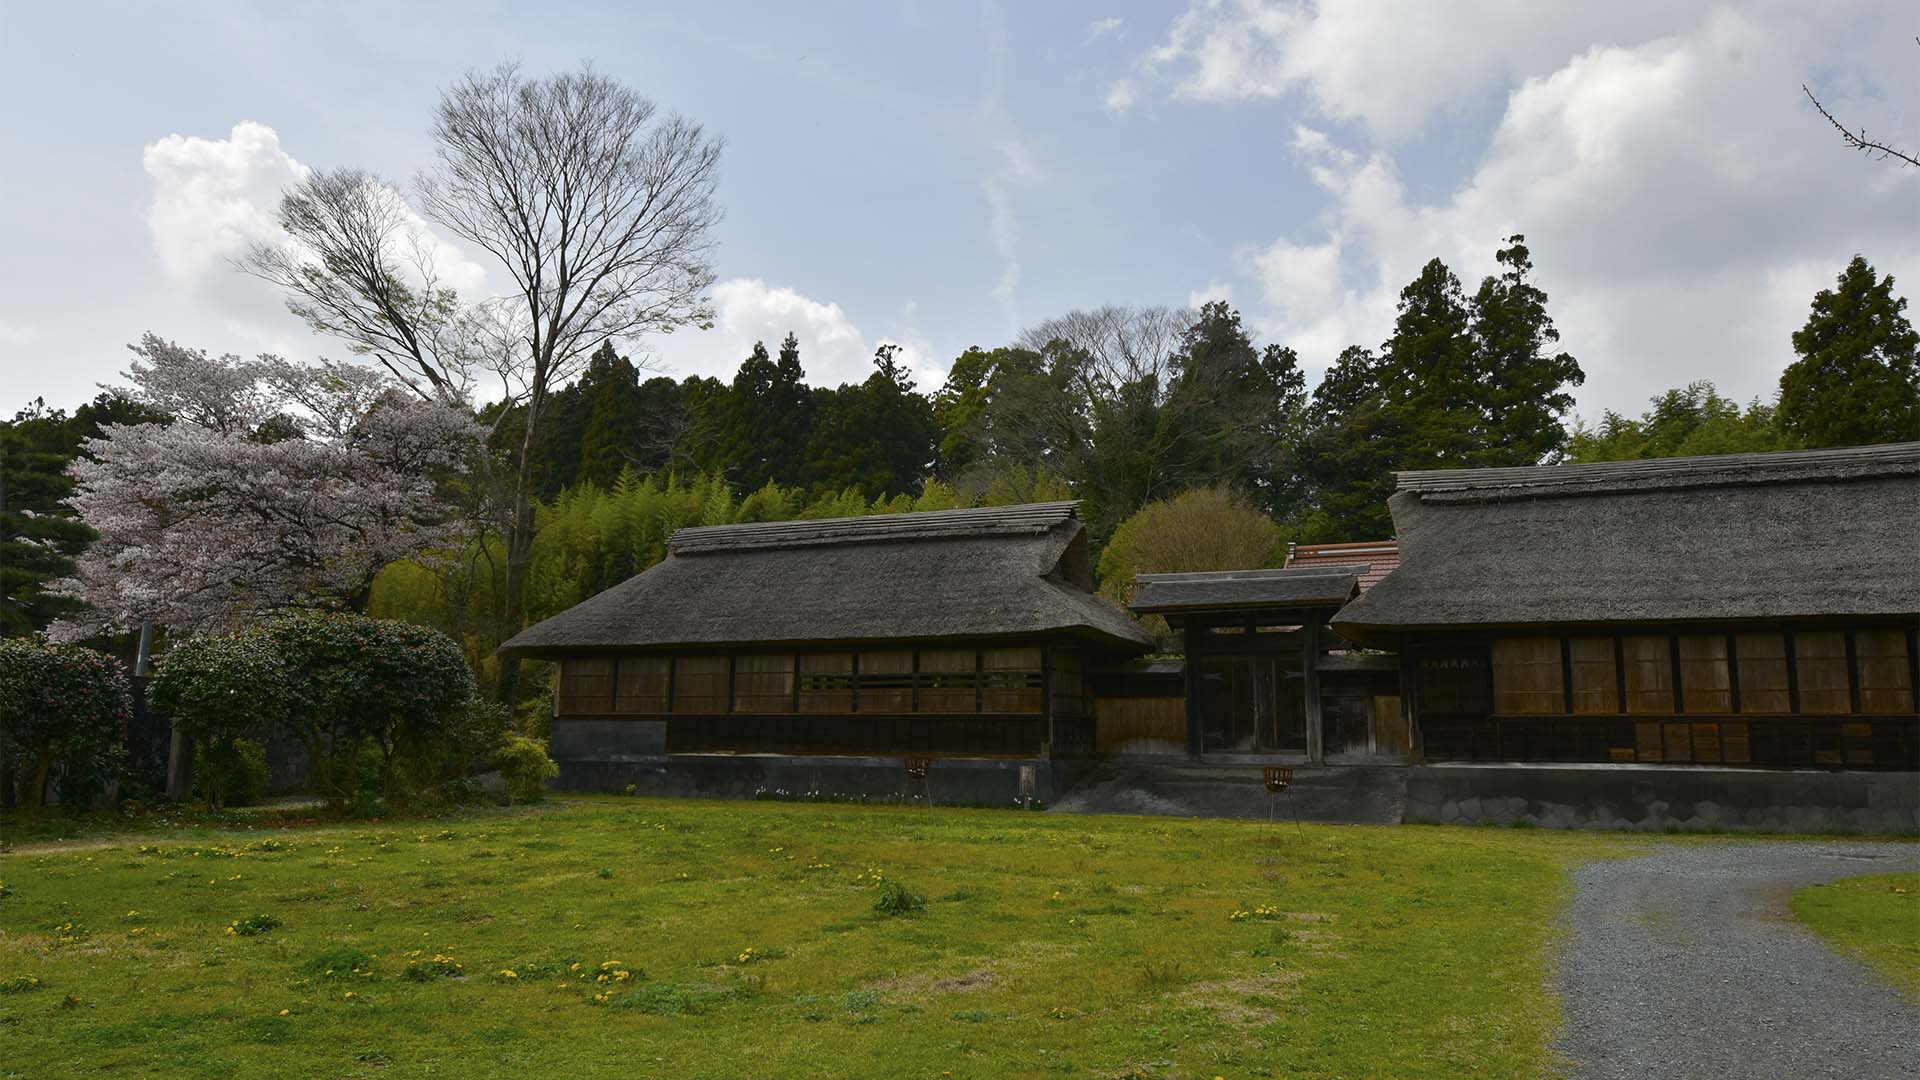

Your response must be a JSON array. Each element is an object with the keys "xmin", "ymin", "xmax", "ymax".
[
  {"xmin": 797, "ymin": 653, "xmax": 855, "ymax": 713},
  {"xmin": 613, "ymin": 657, "xmax": 671, "ymax": 713},
  {"xmin": 1492, "ymin": 637, "xmax": 1563, "ymax": 715},
  {"xmin": 1622, "ymin": 635, "xmax": 1673, "ymax": 714},
  {"xmin": 733, "ymin": 654, "xmax": 795, "ymax": 714},
  {"xmin": 557, "ymin": 658, "xmax": 615, "ymax": 715},
  {"xmin": 1569, "ymin": 637, "xmax": 1619, "ymax": 714},
  {"xmin": 1793, "ymin": 631, "xmax": 1850, "ymax": 715},
  {"xmin": 1734, "ymin": 633, "xmax": 1791, "ymax": 714},
  {"xmin": 982, "ymin": 647, "xmax": 1043, "ymax": 714},
  {"xmin": 1677, "ymin": 634, "xmax": 1731, "ymax": 713},
  {"xmin": 1856, "ymin": 630, "xmax": 1914, "ymax": 714},
  {"xmin": 917, "ymin": 649, "xmax": 978, "ymax": 713},
  {"xmin": 672, "ymin": 656, "xmax": 730, "ymax": 714},
  {"xmin": 857, "ymin": 651, "xmax": 914, "ymax": 713}
]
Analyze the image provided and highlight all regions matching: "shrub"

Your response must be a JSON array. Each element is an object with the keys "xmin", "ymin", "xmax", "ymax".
[
  {"xmin": 1096, "ymin": 486, "xmax": 1287, "ymax": 642},
  {"xmin": 152, "ymin": 613, "xmax": 478, "ymax": 807},
  {"xmin": 493, "ymin": 733, "xmax": 558, "ymax": 805},
  {"xmin": 197, "ymin": 738, "xmax": 268, "ymax": 809},
  {"xmin": 872, "ymin": 880, "xmax": 926, "ymax": 917},
  {"xmin": 0, "ymin": 638, "xmax": 129, "ymax": 817}
]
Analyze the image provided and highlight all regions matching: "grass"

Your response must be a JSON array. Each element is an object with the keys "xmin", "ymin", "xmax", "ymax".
[
  {"xmin": 1791, "ymin": 871, "xmax": 1920, "ymax": 1000},
  {"xmin": 0, "ymin": 797, "xmax": 1637, "ymax": 1080}
]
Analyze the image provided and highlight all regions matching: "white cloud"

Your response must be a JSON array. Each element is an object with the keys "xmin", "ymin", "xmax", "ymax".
[
  {"xmin": 1088, "ymin": 17, "xmax": 1125, "ymax": 42},
  {"xmin": 0, "ymin": 318, "xmax": 37, "ymax": 346},
  {"xmin": 1187, "ymin": 281, "xmax": 1234, "ymax": 308},
  {"xmin": 979, "ymin": 2, "xmax": 1041, "ymax": 333},
  {"xmin": 1104, "ymin": 79, "xmax": 1138, "ymax": 116},
  {"xmin": 142, "ymin": 122, "xmax": 490, "ymax": 344},
  {"xmin": 656, "ymin": 277, "xmax": 944, "ymax": 392},
  {"xmin": 1128, "ymin": 3, "xmax": 1920, "ymax": 414}
]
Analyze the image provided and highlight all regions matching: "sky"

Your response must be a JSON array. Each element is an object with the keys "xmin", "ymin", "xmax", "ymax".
[{"xmin": 1, "ymin": 1, "xmax": 1915, "ymax": 423}]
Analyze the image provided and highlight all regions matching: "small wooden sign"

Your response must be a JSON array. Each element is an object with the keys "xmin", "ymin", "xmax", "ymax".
[
  {"xmin": 1262, "ymin": 766, "xmax": 1292, "ymax": 794},
  {"xmin": 904, "ymin": 757, "xmax": 932, "ymax": 780}
]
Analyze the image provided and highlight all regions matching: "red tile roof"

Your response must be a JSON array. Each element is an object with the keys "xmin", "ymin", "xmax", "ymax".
[{"xmin": 1285, "ymin": 541, "xmax": 1399, "ymax": 593}]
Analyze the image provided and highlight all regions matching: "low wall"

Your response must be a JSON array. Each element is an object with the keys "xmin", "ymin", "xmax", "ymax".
[{"xmin": 1404, "ymin": 763, "xmax": 1919, "ymax": 834}]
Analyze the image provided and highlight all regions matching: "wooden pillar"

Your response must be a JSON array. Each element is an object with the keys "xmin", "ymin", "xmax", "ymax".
[
  {"xmin": 1182, "ymin": 622, "xmax": 1204, "ymax": 759},
  {"xmin": 1303, "ymin": 617, "xmax": 1323, "ymax": 765}
]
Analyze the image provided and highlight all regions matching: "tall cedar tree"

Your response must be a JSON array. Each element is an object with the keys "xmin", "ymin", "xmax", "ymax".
[
  {"xmin": 1468, "ymin": 236, "xmax": 1585, "ymax": 464},
  {"xmin": 1778, "ymin": 255, "xmax": 1919, "ymax": 447},
  {"xmin": 0, "ymin": 395, "xmax": 166, "ymax": 635},
  {"xmin": 721, "ymin": 335, "xmax": 815, "ymax": 491},
  {"xmin": 575, "ymin": 343, "xmax": 650, "ymax": 490},
  {"xmin": 804, "ymin": 345, "xmax": 940, "ymax": 499},
  {"xmin": 1162, "ymin": 302, "xmax": 1308, "ymax": 519},
  {"xmin": 1302, "ymin": 241, "xmax": 1583, "ymax": 541}
]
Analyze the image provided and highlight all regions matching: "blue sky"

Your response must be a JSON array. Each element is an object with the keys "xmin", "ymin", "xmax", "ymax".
[{"xmin": 2, "ymin": 1, "xmax": 1915, "ymax": 421}]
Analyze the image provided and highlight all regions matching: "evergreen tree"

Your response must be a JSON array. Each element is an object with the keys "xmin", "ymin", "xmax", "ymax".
[
  {"xmin": 1779, "ymin": 255, "xmax": 1919, "ymax": 447},
  {"xmin": 719, "ymin": 335, "xmax": 815, "ymax": 490},
  {"xmin": 576, "ymin": 343, "xmax": 648, "ymax": 489},
  {"xmin": 804, "ymin": 345, "xmax": 939, "ymax": 498},
  {"xmin": 1468, "ymin": 235, "xmax": 1584, "ymax": 464},
  {"xmin": 1161, "ymin": 302, "xmax": 1309, "ymax": 518},
  {"xmin": 1568, "ymin": 382, "xmax": 1791, "ymax": 462}
]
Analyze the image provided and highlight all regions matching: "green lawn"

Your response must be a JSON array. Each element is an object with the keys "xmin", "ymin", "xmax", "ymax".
[
  {"xmin": 1792, "ymin": 871, "xmax": 1920, "ymax": 1000},
  {"xmin": 1, "ymin": 798, "xmax": 1633, "ymax": 1080}
]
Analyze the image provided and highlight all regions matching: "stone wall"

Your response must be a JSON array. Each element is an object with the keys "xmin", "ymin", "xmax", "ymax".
[
  {"xmin": 1404, "ymin": 764, "xmax": 1919, "ymax": 834},
  {"xmin": 554, "ymin": 750, "xmax": 1073, "ymax": 808}
]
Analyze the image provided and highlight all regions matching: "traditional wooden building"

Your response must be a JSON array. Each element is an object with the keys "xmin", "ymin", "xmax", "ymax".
[
  {"xmin": 1334, "ymin": 442, "xmax": 1919, "ymax": 771},
  {"xmin": 498, "ymin": 502, "xmax": 1152, "ymax": 802}
]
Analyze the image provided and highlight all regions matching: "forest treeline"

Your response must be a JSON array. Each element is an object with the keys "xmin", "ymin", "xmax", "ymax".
[{"xmin": 3, "ymin": 245, "xmax": 1915, "ymax": 684}]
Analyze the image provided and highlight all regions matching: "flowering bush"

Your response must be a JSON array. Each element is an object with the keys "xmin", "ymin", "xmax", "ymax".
[{"xmin": 0, "ymin": 638, "xmax": 129, "ymax": 817}]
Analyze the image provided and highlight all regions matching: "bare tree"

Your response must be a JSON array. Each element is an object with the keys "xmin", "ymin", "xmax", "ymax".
[
  {"xmin": 418, "ymin": 62, "xmax": 723, "ymax": 699},
  {"xmin": 1803, "ymin": 38, "xmax": 1919, "ymax": 169},
  {"xmin": 241, "ymin": 169, "xmax": 479, "ymax": 401},
  {"xmin": 240, "ymin": 62, "xmax": 723, "ymax": 701}
]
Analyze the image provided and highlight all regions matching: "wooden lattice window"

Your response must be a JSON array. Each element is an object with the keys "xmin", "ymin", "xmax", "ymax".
[
  {"xmin": 1735, "ymin": 633, "xmax": 1790, "ymax": 714},
  {"xmin": 1621, "ymin": 635, "xmax": 1673, "ymax": 714},
  {"xmin": 613, "ymin": 657, "xmax": 671, "ymax": 713},
  {"xmin": 673, "ymin": 655, "xmax": 730, "ymax": 714},
  {"xmin": 1569, "ymin": 637, "xmax": 1619, "ymax": 715},
  {"xmin": 1677, "ymin": 634, "xmax": 1731, "ymax": 713},
  {"xmin": 856, "ymin": 651, "xmax": 914, "ymax": 713},
  {"xmin": 917, "ymin": 649, "xmax": 978, "ymax": 713},
  {"xmin": 797, "ymin": 653, "xmax": 854, "ymax": 713},
  {"xmin": 557, "ymin": 658, "xmax": 615, "ymax": 714},
  {"xmin": 1418, "ymin": 654, "xmax": 1488, "ymax": 716},
  {"xmin": 981, "ymin": 647, "xmax": 1043, "ymax": 714},
  {"xmin": 1793, "ymin": 631, "xmax": 1851, "ymax": 714},
  {"xmin": 1856, "ymin": 629, "xmax": 1915, "ymax": 714},
  {"xmin": 1492, "ymin": 637, "xmax": 1563, "ymax": 715},
  {"xmin": 733, "ymin": 654, "xmax": 795, "ymax": 714}
]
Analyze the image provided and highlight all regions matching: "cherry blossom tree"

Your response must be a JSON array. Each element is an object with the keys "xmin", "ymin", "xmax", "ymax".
[{"xmin": 49, "ymin": 335, "xmax": 481, "ymax": 639}]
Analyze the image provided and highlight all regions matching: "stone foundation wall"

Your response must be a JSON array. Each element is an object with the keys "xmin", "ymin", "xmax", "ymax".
[
  {"xmin": 1404, "ymin": 764, "xmax": 1919, "ymax": 834},
  {"xmin": 555, "ymin": 752, "xmax": 1074, "ymax": 808}
]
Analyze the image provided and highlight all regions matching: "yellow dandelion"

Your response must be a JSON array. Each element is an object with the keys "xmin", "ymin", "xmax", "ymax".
[{"xmin": 278, "ymin": 1009, "xmax": 290, "ymax": 1017}]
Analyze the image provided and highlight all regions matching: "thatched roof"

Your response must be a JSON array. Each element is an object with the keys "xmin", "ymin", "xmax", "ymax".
[
  {"xmin": 498, "ymin": 501, "xmax": 1153, "ymax": 656},
  {"xmin": 1333, "ymin": 443, "xmax": 1920, "ymax": 643},
  {"xmin": 1130, "ymin": 567, "xmax": 1361, "ymax": 616}
]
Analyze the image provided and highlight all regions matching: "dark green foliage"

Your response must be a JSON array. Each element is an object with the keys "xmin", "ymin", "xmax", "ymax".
[
  {"xmin": 150, "ymin": 613, "xmax": 477, "ymax": 804},
  {"xmin": 197, "ymin": 737, "xmax": 269, "ymax": 809},
  {"xmin": 0, "ymin": 393, "xmax": 166, "ymax": 635},
  {"xmin": 721, "ymin": 336, "xmax": 816, "ymax": 492},
  {"xmin": 492, "ymin": 732, "xmax": 557, "ymax": 804},
  {"xmin": 1162, "ymin": 303, "xmax": 1309, "ymax": 519},
  {"xmin": 872, "ymin": 880, "xmax": 926, "ymax": 916},
  {"xmin": 1567, "ymin": 382, "xmax": 1791, "ymax": 463},
  {"xmin": 0, "ymin": 637, "xmax": 130, "ymax": 816},
  {"xmin": 1300, "ymin": 239, "xmax": 1585, "ymax": 541},
  {"xmin": 804, "ymin": 346, "xmax": 939, "ymax": 499},
  {"xmin": 1779, "ymin": 255, "xmax": 1919, "ymax": 447}
]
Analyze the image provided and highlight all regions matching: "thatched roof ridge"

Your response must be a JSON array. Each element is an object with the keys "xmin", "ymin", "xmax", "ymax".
[
  {"xmin": 500, "ymin": 501, "xmax": 1153, "ymax": 656},
  {"xmin": 670, "ymin": 501, "xmax": 1079, "ymax": 554},
  {"xmin": 1335, "ymin": 443, "xmax": 1920, "ymax": 641},
  {"xmin": 1131, "ymin": 566, "xmax": 1361, "ymax": 615},
  {"xmin": 1397, "ymin": 442, "xmax": 1917, "ymax": 501}
]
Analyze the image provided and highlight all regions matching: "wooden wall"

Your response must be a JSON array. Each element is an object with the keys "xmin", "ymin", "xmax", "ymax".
[{"xmin": 1094, "ymin": 697, "xmax": 1187, "ymax": 756}]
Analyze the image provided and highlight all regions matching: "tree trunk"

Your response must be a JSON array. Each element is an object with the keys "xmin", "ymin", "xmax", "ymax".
[
  {"xmin": 19, "ymin": 755, "xmax": 54, "ymax": 820},
  {"xmin": 493, "ymin": 389, "xmax": 545, "ymax": 706}
]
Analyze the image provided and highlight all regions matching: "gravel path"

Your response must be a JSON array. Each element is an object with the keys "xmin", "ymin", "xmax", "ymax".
[{"xmin": 1557, "ymin": 840, "xmax": 1920, "ymax": 1080}]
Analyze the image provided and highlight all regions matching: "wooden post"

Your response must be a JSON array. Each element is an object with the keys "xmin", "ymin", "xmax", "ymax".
[
  {"xmin": 1182, "ymin": 622, "xmax": 1204, "ymax": 759},
  {"xmin": 1303, "ymin": 616, "xmax": 1323, "ymax": 765}
]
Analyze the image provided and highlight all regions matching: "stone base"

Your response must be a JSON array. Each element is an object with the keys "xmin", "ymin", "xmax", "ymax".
[
  {"xmin": 555, "ymin": 752, "xmax": 1078, "ymax": 808},
  {"xmin": 1404, "ymin": 763, "xmax": 1920, "ymax": 834}
]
